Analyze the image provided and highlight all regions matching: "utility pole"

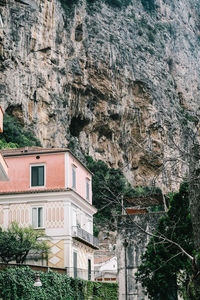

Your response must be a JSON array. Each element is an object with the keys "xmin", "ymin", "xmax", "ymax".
[{"xmin": 123, "ymin": 239, "xmax": 128, "ymax": 300}]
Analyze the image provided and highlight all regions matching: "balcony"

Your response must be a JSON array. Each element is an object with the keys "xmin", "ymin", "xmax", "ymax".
[{"xmin": 72, "ymin": 226, "xmax": 99, "ymax": 249}]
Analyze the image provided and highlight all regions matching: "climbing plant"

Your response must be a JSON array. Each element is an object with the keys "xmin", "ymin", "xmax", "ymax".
[{"xmin": 0, "ymin": 267, "xmax": 118, "ymax": 300}]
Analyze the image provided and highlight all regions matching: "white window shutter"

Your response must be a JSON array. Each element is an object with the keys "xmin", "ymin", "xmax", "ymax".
[{"xmin": 32, "ymin": 208, "xmax": 37, "ymax": 228}]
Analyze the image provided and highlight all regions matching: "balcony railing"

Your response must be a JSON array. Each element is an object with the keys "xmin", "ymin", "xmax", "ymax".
[
  {"xmin": 72, "ymin": 226, "xmax": 99, "ymax": 249},
  {"xmin": 65, "ymin": 267, "xmax": 117, "ymax": 282}
]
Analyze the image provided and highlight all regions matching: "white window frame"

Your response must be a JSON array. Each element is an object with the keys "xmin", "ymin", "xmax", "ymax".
[
  {"xmin": 30, "ymin": 164, "xmax": 46, "ymax": 188},
  {"xmin": 31, "ymin": 206, "xmax": 44, "ymax": 229},
  {"xmin": 72, "ymin": 165, "xmax": 77, "ymax": 190}
]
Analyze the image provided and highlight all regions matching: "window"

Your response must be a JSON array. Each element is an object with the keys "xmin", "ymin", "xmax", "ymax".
[
  {"xmin": 73, "ymin": 252, "xmax": 77, "ymax": 278},
  {"xmin": 88, "ymin": 259, "xmax": 91, "ymax": 280},
  {"xmin": 86, "ymin": 179, "xmax": 90, "ymax": 201},
  {"xmin": 32, "ymin": 207, "xmax": 43, "ymax": 228},
  {"xmin": 72, "ymin": 165, "xmax": 76, "ymax": 189},
  {"xmin": 31, "ymin": 165, "xmax": 45, "ymax": 187}
]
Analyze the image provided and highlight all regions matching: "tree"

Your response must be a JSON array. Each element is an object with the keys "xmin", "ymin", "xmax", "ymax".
[
  {"xmin": 136, "ymin": 183, "xmax": 194, "ymax": 299},
  {"xmin": 187, "ymin": 144, "xmax": 200, "ymax": 299},
  {"xmin": 0, "ymin": 223, "xmax": 49, "ymax": 264},
  {"xmin": 86, "ymin": 118, "xmax": 200, "ymax": 299},
  {"xmin": 86, "ymin": 155, "xmax": 138, "ymax": 229}
]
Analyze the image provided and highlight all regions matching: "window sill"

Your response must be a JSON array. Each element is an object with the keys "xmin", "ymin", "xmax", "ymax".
[
  {"xmin": 30, "ymin": 186, "xmax": 46, "ymax": 189},
  {"xmin": 33, "ymin": 227, "xmax": 45, "ymax": 230}
]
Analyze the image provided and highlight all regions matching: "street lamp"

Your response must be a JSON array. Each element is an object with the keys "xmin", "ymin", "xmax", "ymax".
[
  {"xmin": 123, "ymin": 239, "xmax": 128, "ymax": 300},
  {"xmin": 34, "ymin": 273, "xmax": 42, "ymax": 287}
]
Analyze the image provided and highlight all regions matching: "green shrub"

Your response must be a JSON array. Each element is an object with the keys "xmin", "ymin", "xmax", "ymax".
[
  {"xmin": 0, "ymin": 267, "xmax": 118, "ymax": 300},
  {"xmin": 0, "ymin": 113, "xmax": 41, "ymax": 149},
  {"xmin": 60, "ymin": 0, "xmax": 78, "ymax": 7},
  {"xmin": 60, "ymin": 0, "xmax": 131, "ymax": 10},
  {"xmin": 0, "ymin": 267, "xmax": 73, "ymax": 300},
  {"xmin": 141, "ymin": 0, "xmax": 155, "ymax": 11},
  {"xmin": 147, "ymin": 31, "xmax": 155, "ymax": 43},
  {"xmin": 105, "ymin": 0, "xmax": 131, "ymax": 7}
]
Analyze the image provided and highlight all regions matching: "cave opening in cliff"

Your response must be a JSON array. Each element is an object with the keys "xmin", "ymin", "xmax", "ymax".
[
  {"xmin": 69, "ymin": 115, "xmax": 90, "ymax": 137},
  {"xmin": 75, "ymin": 24, "xmax": 83, "ymax": 42},
  {"xmin": 6, "ymin": 104, "xmax": 24, "ymax": 125}
]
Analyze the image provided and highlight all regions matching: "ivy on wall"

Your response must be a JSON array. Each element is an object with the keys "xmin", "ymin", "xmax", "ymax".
[{"xmin": 0, "ymin": 267, "xmax": 118, "ymax": 300}]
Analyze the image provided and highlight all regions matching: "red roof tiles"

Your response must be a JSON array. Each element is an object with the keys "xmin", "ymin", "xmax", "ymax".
[{"xmin": 1, "ymin": 147, "xmax": 69, "ymax": 157}]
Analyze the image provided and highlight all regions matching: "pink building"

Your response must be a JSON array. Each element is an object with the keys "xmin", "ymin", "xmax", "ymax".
[
  {"xmin": 0, "ymin": 106, "xmax": 3, "ymax": 133},
  {"xmin": 0, "ymin": 147, "xmax": 98, "ymax": 279},
  {"xmin": 0, "ymin": 106, "xmax": 8, "ymax": 181}
]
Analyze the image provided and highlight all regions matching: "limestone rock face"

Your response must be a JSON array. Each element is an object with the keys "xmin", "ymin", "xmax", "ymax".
[{"xmin": 1, "ymin": 0, "xmax": 200, "ymax": 191}]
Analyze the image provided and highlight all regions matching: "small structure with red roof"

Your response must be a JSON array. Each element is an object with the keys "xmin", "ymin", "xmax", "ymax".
[{"xmin": 94, "ymin": 256, "xmax": 117, "ymax": 282}]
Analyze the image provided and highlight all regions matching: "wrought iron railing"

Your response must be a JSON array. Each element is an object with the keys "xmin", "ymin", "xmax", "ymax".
[{"xmin": 72, "ymin": 226, "xmax": 99, "ymax": 249}]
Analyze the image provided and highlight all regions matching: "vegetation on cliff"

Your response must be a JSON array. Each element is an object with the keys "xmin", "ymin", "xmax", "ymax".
[
  {"xmin": 60, "ymin": 0, "xmax": 156, "ymax": 10},
  {"xmin": 86, "ymin": 155, "xmax": 162, "ymax": 232},
  {"xmin": 60, "ymin": 0, "xmax": 132, "ymax": 9},
  {"xmin": 0, "ymin": 113, "xmax": 41, "ymax": 149},
  {"xmin": 86, "ymin": 155, "xmax": 132, "ymax": 230}
]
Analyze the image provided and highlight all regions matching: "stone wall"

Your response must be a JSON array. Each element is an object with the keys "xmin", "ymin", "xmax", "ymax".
[{"xmin": 117, "ymin": 213, "xmax": 163, "ymax": 300}]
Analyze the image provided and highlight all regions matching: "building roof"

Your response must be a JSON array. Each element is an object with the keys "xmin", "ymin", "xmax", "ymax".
[
  {"xmin": 94, "ymin": 256, "xmax": 116, "ymax": 265},
  {"xmin": 1, "ymin": 147, "xmax": 92, "ymax": 175},
  {"xmin": 125, "ymin": 193, "xmax": 163, "ymax": 207},
  {"xmin": 1, "ymin": 147, "xmax": 69, "ymax": 157},
  {"xmin": 94, "ymin": 256, "xmax": 112, "ymax": 265},
  {"xmin": 0, "ymin": 187, "xmax": 70, "ymax": 195}
]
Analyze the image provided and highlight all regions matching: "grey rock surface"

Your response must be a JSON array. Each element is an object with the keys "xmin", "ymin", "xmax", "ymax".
[{"xmin": 1, "ymin": 0, "xmax": 200, "ymax": 191}]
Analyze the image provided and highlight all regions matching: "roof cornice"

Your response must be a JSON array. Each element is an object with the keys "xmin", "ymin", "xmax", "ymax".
[{"xmin": 0, "ymin": 189, "xmax": 97, "ymax": 214}]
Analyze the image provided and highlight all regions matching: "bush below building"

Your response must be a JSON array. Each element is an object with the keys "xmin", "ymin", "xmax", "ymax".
[{"xmin": 0, "ymin": 266, "xmax": 118, "ymax": 300}]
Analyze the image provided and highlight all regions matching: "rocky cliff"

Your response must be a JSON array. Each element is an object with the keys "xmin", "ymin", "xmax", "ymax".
[{"xmin": 1, "ymin": 0, "xmax": 200, "ymax": 191}]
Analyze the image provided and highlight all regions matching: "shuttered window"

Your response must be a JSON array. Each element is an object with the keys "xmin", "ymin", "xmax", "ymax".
[
  {"xmin": 32, "ymin": 208, "xmax": 37, "ymax": 228},
  {"xmin": 32, "ymin": 207, "xmax": 43, "ymax": 228},
  {"xmin": 86, "ymin": 179, "xmax": 90, "ymax": 201},
  {"xmin": 72, "ymin": 166, "xmax": 76, "ymax": 189},
  {"xmin": 31, "ymin": 166, "xmax": 44, "ymax": 187},
  {"xmin": 88, "ymin": 259, "xmax": 91, "ymax": 280},
  {"xmin": 73, "ymin": 252, "xmax": 77, "ymax": 278}
]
